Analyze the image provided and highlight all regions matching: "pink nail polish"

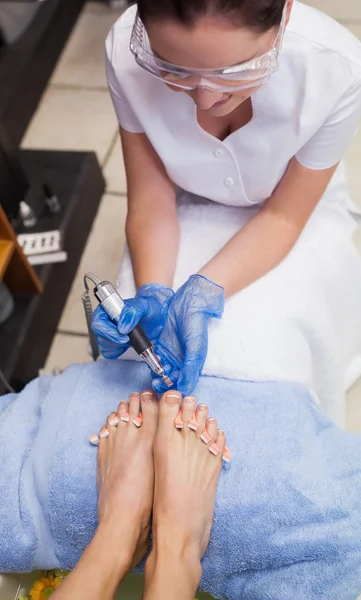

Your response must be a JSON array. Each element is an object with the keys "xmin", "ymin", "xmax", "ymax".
[
  {"xmin": 222, "ymin": 446, "xmax": 232, "ymax": 463},
  {"xmin": 108, "ymin": 416, "xmax": 119, "ymax": 426},
  {"xmin": 188, "ymin": 412, "xmax": 199, "ymax": 431},
  {"xmin": 99, "ymin": 429, "xmax": 109, "ymax": 439},
  {"xmin": 200, "ymin": 431, "xmax": 211, "ymax": 444},
  {"xmin": 175, "ymin": 409, "xmax": 184, "ymax": 429},
  {"xmin": 89, "ymin": 434, "xmax": 99, "ymax": 446},
  {"xmin": 209, "ymin": 443, "xmax": 220, "ymax": 456},
  {"xmin": 133, "ymin": 415, "xmax": 143, "ymax": 428},
  {"xmin": 120, "ymin": 413, "xmax": 130, "ymax": 423}
]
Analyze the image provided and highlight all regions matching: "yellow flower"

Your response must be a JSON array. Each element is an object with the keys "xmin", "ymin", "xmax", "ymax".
[{"xmin": 29, "ymin": 571, "xmax": 67, "ymax": 600}]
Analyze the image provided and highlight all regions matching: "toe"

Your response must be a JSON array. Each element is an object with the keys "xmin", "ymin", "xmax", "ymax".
[
  {"xmin": 181, "ymin": 396, "xmax": 196, "ymax": 426},
  {"xmin": 206, "ymin": 418, "xmax": 218, "ymax": 443},
  {"xmin": 158, "ymin": 391, "xmax": 182, "ymax": 428},
  {"xmin": 117, "ymin": 400, "xmax": 130, "ymax": 422},
  {"xmin": 129, "ymin": 393, "xmax": 141, "ymax": 424},
  {"xmin": 99, "ymin": 426, "xmax": 110, "ymax": 440},
  {"xmin": 205, "ymin": 418, "xmax": 221, "ymax": 457},
  {"xmin": 216, "ymin": 430, "xmax": 226, "ymax": 455},
  {"xmin": 195, "ymin": 404, "xmax": 209, "ymax": 439},
  {"xmin": 106, "ymin": 411, "xmax": 119, "ymax": 430},
  {"xmin": 140, "ymin": 390, "xmax": 159, "ymax": 435}
]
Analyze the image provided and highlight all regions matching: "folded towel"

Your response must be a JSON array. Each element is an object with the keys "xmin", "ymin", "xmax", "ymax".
[
  {"xmin": 116, "ymin": 192, "xmax": 361, "ymax": 427},
  {"xmin": 1, "ymin": 360, "xmax": 361, "ymax": 599}
]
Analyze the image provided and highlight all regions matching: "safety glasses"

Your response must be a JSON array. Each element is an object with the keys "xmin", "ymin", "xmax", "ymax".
[{"xmin": 130, "ymin": 6, "xmax": 287, "ymax": 92}]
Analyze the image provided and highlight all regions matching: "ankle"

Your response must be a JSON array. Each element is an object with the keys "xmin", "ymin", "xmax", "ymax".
[
  {"xmin": 147, "ymin": 537, "xmax": 202, "ymax": 586},
  {"xmin": 145, "ymin": 548, "xmax": 202, "ymax": 600}
]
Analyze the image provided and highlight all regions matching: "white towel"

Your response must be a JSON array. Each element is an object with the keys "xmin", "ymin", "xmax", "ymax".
[{"xmin": 117, "ymin": 192, "xmax": 361, "ymax": 427}]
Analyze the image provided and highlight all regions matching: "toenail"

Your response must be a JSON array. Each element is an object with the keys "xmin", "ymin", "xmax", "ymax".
[
  {"xmin": 141, "ymin": 391, "xmax": 154, "ymax": 402},
  {"xmin": 165, "ymin": 393, "xmax": 181, "ymax": 404},
  {"xmin": 200, "ymin": 431, "xmax": 212, "ymax": 444},
  {"xmin": 120, "ymin": 413, "xmax": 130, "ymax": 423},
  {"xmin": 99, "ymin": 429, "xmax": 109, "ymax": 439},
  {"xmin": 188, "ymin": 412, "xmax": 199, "ymax": 431},
  {"xmin": 133, "ymin": 417, "xmax": 142, "ymax": 428},
  {"xmin": 209, "ymin": 443, "xmax": 220, "ymax": 456},
  {"xmin": 207, "ymin": 418, "xmax": 216, "ymax": 423},
  {"xmin": 130, "ymin": 392, "xmax": 140, "ymax": 398},
  {"xmin": 197, "ymin": 404, "xmax": 208, "ymax": 410},
  {"xmin": 89, "ymin": 434, "xmax": 99, "ymax": 446},
  {"xmin": 175, "ymin": 409, "xmax": 184, "ymax": 429},
  {"xmin": 108, "ymin": 416, "xmax": 119, "ymax": 426},
  {"xmin": 222, "ymin": 446, "xmax": 232, "ymax": 463},
  {"xmin": 184, "ymin": 396, "xmax": 195, "ymax": 404}
]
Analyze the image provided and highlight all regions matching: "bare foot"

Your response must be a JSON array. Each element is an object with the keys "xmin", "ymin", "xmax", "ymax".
[
  {"xmin": 90, "ymin": 390, "xmax": 158, "ymax": 569},
  {"xmin": 147, "ymin": 391, "xmax": 226, "ymax": 587}
]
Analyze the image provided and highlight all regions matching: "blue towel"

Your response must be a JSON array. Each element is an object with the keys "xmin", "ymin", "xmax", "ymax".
[{"xmin": 0, "ymin": 360, "xmax": 361, "ymax": 600}]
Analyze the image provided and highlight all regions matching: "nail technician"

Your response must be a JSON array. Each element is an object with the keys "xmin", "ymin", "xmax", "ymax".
[{"xmin": 92, "ymin": 0, "xmax": 361, "ymax": 396}]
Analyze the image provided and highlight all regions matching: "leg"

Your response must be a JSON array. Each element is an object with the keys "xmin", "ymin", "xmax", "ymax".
[
  {"xmin": 145, "ymin": 391, "xmax": 228, "ymax": 600},
  {"xmin": 53, "ymin": 390, "xmax": 158, "ymax": 600}
]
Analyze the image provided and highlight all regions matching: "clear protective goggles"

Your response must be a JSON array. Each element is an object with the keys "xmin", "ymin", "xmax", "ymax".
[{"xmin": 130, "ymin": 6, "xmax": 287, "ymax": 93}]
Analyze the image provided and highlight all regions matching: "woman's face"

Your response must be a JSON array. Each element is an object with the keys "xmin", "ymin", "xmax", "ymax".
[{"xmin": 146, "ymin": 15, "xmax": 279, "ymax": 116}]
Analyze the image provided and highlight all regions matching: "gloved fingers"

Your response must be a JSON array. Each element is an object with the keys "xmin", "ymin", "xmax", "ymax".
[
  {"xmin": 117, "ymin": 298, "xmax": 149, "ymax": 335},
  {"xmin": 91, "ymin": 306, "xmax": 124, "ymax": 342},
  {"xmin": 96, "ymin": 335, "xmax": 129, "ymax": 360},
  {"xmin": 152, "ymin": 364, "xmax": 180, "ymax": 395},
  {"xmin": 176, "ymin": 316, "xmax": 209, "ymax": 395},
  {"xmin": 177, "ymin": 362, "xmax": 202, "ymax": 396}
]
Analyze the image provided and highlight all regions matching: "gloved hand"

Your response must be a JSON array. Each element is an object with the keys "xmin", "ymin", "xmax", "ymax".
[
  {"xmin": 91, "ymin": 283, "xmax": 174, "ymax": 360},
  {"xmin": 152, "ymin": 275, "xmax": 225, "ymax": 396}
]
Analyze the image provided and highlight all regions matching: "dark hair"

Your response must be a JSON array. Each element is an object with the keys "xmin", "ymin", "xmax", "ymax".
[{"xmin": 137, "ymin": 0, "xmax": 287, "ymax": 32}]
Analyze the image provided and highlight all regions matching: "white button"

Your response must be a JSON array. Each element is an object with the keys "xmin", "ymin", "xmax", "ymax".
[
  {"xmin": 214, "ymin": 148, "xmax": 224, "ymax": 158},
  {"xmin": 224, "ymin": 177, "xmax": 235, "ymax": 187}
]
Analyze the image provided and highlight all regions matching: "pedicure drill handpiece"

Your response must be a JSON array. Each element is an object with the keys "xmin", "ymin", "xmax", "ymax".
[{"xmin": 84, "ymin": 273, "xmax": 173, "ymax": 388}]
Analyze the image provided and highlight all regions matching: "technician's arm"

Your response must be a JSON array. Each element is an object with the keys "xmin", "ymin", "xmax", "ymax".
[
  {"xmin": 199, "ymin": 158, "xmax": 338, "ymax": 297},
  {"xmin": 121, "ymin": 127, "xmax": 180, "ymax": 288}
]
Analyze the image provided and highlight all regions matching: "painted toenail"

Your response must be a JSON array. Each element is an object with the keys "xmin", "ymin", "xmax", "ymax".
[
  {"xmin": 209, "ymin": 443, "xmax": 220, "ymax": 456},
  {"xmin": 200, "ymin": 431, "xmax": 212, "ymax": 444},
  {"xmin": 222, "ymin": 446, "xmax": 232, "ymax": 463},
  {"xmin": 184, "ymin": 396, "xmax": 195, "ymax": 404},
  {"xmin": 175, "ymin": 409, "xmax": 184, "ymax": 429},
  {"xmin": 108, "ymin": 416, "xmax": 119, "ymax": 426},
  {"xmin": 120, "ymin": 413, "xmax": 130, "ymax": 423},
  {"xmin": 130, "ymin": 392, "xmax": 140, "ymax": 398},
  {"xmin": 141, "ymin": 391, "xmax": 154, "ymax": 402},
  {"xmin": 188, "ymin": 412, "xmax": 199, "ymax": 431},
  {"xmin": 89, "ymin": 434, "xmax": 99, "ymax": 446},
  {"xmin": 197, "ymin": 404, "xmax": 208, "ymax": 410},
  {"xmin": 133, "ymin": 417, "xmax": 142, "ymax": 428},
  {"xmin": 99, "ymin": 429, "xmax": 109, "ymax": 439},
  {"xmin": 165, "ymin": 393, "xmax": 181, "ymax": 404}
]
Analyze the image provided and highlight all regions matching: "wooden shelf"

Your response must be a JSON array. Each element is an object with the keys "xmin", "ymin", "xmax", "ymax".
[
  {"xmin": 0, "ymin": 240, "xmax": 15, "ymax": 280},
  {"xmin": 0, "ymin": 205, "xmax": 42, "ymax": 293}
]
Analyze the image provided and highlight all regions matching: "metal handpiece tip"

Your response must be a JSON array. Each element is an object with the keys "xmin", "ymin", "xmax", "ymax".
[{"xmin": 163, "ymin": 376, "xmax": 173, "ymax": 388}]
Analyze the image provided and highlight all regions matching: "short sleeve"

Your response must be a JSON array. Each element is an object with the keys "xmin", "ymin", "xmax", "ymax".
[
  {"xmin": 105, "ymin": 28, "xmax": 144, "ymax": 134},
  {"xmin": 296, "ymin": 75, "xmax": 361, "ymax": 170}
]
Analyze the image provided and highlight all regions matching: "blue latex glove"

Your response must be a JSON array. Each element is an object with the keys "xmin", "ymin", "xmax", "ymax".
[
  {"xmin": 91, "ymin": 283, "xmax": 174, "ymax": 360},
  {"xmin": 152, "ymin": 275, "xmax": 225, "ymax": 396}
]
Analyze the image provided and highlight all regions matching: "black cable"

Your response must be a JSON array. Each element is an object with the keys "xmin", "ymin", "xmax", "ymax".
[{"xmin": 0, "ymin": 368, "xmax": 15, "ymax": 394}]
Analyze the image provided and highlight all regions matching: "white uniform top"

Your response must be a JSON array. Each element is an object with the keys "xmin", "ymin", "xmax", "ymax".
[{"xmin": 105, "ymin": 1, "xmax": 361, "ymax": 207}]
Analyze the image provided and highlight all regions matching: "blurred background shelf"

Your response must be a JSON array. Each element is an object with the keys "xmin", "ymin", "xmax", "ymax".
[
  {"xmin": 0, "ymin": 148, "xmax": 105, "ymax": 395},
  {"xmin": 0, "ymin": 239, "xmax": 14, "ymax": 279}
]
